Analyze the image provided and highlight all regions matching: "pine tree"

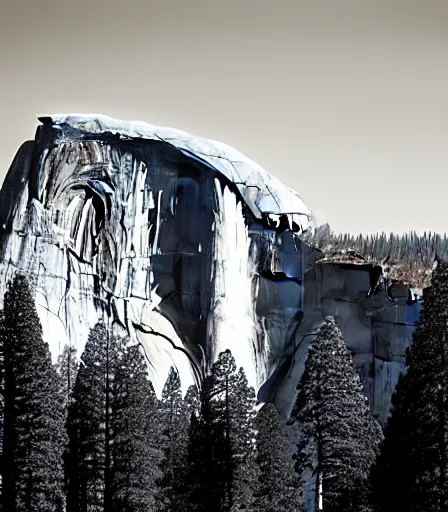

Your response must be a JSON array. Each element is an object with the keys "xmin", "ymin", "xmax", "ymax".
[
  {"xmin": 372, "ymin": 260, "xmax": 448, "ymax": 511},
  {"xmin": 169, "ymin": 385, "xmax": 203, "ymax": 512},
  {"xmin": 184, "ymin": 384, "xmax": 200, "ymax": 420},
  {"xmin": 156, "ymin": 367, "xmax": 189, "ymax": 511},
  {"xmin": 184, "ymin": 350, "xmax": 257, "ymax": 512},
  {"xmin": 184, "ymin": 371, "xmax": 227, "ymax": 512},
  {"xmin": 208, "ymin": 350, "xmax": 240, "ymax": 511},
  {"xmin": 111, "ymin": 343, "xmax": 161, "ymax": 512},
  {"xmin": 66, "ymin": 323, "xmax": 160, "ymax": 512},
  {"xmin": 229, "ymin": 368, "xmax": 257, "ymax": 511},
  {"xmin": 254, "ymin": 403, "xmax": 302, "ymax": 512},
  {"xmin": 65, "ymin": 320, "xmax": 118, "ymax": 512},
  {"xmin": 0, "ymin": 308, "xmax": 4, "ymax": 508},
  {"xmin": 307, "ymin": 226, "xmax": 448, "ymax": 287},
  {"xmin": 0, "ymin": 274, "xmax": 66, "ymax": 512},
  {"xmin": 55, "ymin": 344, "xmax": 78, "ymax": 412},
  {"xmin": 294, "ymin": 316, "xmax": 383, "ymax": 512}
]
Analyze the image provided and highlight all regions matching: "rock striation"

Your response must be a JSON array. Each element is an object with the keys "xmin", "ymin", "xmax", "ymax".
[{"xmin": 0, "ymin": 114, "xmax": 419, "ymax": 423}]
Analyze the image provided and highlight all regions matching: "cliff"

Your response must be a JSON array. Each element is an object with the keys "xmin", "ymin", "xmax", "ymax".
[{"xmin": 0, "ymin": 114, "xmax": 420, "ymax": 424}]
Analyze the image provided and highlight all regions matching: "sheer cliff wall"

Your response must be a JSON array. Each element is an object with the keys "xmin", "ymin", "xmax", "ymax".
[{"xmin": 0, "ymin": 115, "xmax": 420, "ymax": 424}]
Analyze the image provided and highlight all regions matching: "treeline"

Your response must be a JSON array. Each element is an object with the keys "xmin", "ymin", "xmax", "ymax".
[
  {"xmin": 1, "ymin": 268, "xmax": 448, "ymax": 511},
  {"xmin": 371, "ymin": 259, "xmax": 448, "ymax": 510},
  {"xmin": 310, "ymin": 223, "xmax": 448, "ymax": 265},
  {"xmin": 293, "ymin": 258, "xmax": 448, "ymax": 511},
  {"xmin": 0, "ymin": 275, "xmax": 299, "ymax": 511},
  {"xmin": 306, "ymin": 224, "xmax": 448, "ymax": 287}
]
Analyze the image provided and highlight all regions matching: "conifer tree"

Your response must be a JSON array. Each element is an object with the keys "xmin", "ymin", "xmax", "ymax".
[
  {"xmin": 177, "ymin": 384, "xmax": 201, "ymax": 512},
  {"xmin": 207, "ymin": 350, "xmax": 239, "ymax": 511},
  {"xmin": 111, "ymin": 343, "xmax": 161, "ymax": 512},
  {"xmin": 372, "ymin": 260, "xmax": 448, "ymax": 511},
  {"xmin": 229, "ymin": 368, "xmax": 258, "ymax": 511},
  {"xmin": 156, "ymin": 367, "xmax": 189, "ymax": 512},
  {"xmin": 254, "ymin": 403, "xmax": 302, "ymax": 512},
  {"xmin": 66, "ymin": 323, "xmax": 160, "ymax": 512},
  {"xmin": 55, "ymin": 344, "xmax": 78, "ymax": 412},
  {"xmin": 161, "ymin": 385, "xmax": 203, "ymax": 512},
  {"xmin": 184, "ymin": 370, "xmax": 227, "ymax": 512},
  {"xmin": 294, "ymin": 316, "xmax": 382, "ymax": 512},
  {"xmin": 0, "ymin": 309, "xmax": 4, "ymax": 507},
  {"xmin": 184, "ymin": 350, "xmax": 257, "ymax": 512},
  {"xmin": 184, "ymin": 383, "xmax": 200, "ymax": 420},
  {"xmin": 65, "ymin": 320, "xmax": 119, "ymax": 512},
  {"xmin": 0, "ymin": 274, "xmax": 66, "ymax": 512}
]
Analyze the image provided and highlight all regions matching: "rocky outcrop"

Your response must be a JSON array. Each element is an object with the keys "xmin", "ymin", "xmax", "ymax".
[
  {"xmin": 277, "ymin": 259, "xmax": 420, "ymax": 425},
  {"xmin": 0, "ymin": 114, "xmax": 420, "ymax": 423}
]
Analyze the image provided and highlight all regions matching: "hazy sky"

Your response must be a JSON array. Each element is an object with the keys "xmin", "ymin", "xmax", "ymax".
[{"xmin": 1, "ymin": 0, "xmax": 447, "ymax": 234}]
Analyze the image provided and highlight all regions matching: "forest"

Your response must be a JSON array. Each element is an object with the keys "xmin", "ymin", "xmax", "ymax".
[
  {"xmin": 0, "ymin": 265, "xmax": 448, "ymax": 511},
  {"xmin": 306, "ymin": 225, "xmax": 448, "ymax": 287}
]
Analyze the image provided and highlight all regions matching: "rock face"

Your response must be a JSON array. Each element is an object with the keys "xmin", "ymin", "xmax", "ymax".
[
  {"xmin": 279, "ymin": 260, "xmax": 421, "ymax": 425},
  {"xmin": 0, "ymin": 114, "xmax": 420, "ymax": 423}
]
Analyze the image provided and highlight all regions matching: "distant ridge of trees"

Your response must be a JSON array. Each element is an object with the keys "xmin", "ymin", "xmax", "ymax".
[{"xmin": 305, "ymin": 224, "xmax": 447, "ymax": 287}]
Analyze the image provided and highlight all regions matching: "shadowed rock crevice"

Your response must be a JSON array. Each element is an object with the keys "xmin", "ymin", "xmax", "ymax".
[{"xmin": 0, "ymin": 115, "xmax": 420, "ymax": 423}]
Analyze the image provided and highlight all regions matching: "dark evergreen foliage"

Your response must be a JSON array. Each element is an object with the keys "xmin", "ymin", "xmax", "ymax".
[
  {"xmin": 185, "ymin": 365, "xmax": 230, "ymax": 511},
  {"xmin": 0, "ymin": 308, "xmax": 4, "ymax": 507},
  {"xmin": 156, "ymin": 367, "xmax": 189, "ymax": 512},
  {"xmin": 0, "ymin": 274, "xmax": 66, "ymax": 512},
  {"xmin": 309, "ymin": 224, "xmax": 448, "ymax": 268},
  {"xmin": 372, "ymin": 260, "xmax": 448, "ymax": 511},
  {"xmin": 55, "ymin": 344, "xmax": 78, "ymax": 412},
  {"xmin": 229, "ymin": 368, "xmax": 258, "ymax": 511},
  {"xmin": 0, "ymin": 270, "xmax": 408, "ymax": 512},
  {"xmin": 65, "ymin": 320, "xmax": 112, "ymax": 512},
  {"xmin": 66, "ymin": 323, "xmax": 160, "ymax": 512},
  {"xmin": 306, "ymin": 224, "xmax": 447, "ymax": 286},
  {"xmin": 183, "ymin": 407, "xmax": 212, "ymax": 511},
  {"xmin": 254, "ymin": 403, "xmax": 301, "ymax": 512},
  {"xmin": 294, "ymin": 316, "xmax": 383, "ymax": 511},
  {"xmin": 183, "ymin": 383, "xmax": 200, "ymax": 420},
  {"xmin": 208, "ymin": 351, "xmax": 258, "ymax": 511},
  {"xmin": 208, "ymin": 350, "xmax": 238, "ymax": 511},
  {"xmin": 184, "ymin": 350, "xmax": 257, "ymax": 512},
  {"xmin": 111, "ymin": 343, "xmax": 161, "ymax": 512}
]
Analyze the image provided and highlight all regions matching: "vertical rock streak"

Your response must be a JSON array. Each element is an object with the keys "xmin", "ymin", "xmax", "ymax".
[
  {"xmin": 0, "ymin": 115, "xmax": 421, "ymax": 423},
  {"xmin": 208, "ymin": 180, "xmax": 261, "ymax": 390}
]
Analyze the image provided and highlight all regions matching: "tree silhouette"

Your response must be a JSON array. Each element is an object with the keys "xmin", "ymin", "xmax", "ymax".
[
  {"xmin": 294, "ymin": 316, "xmax": 382, "ymax": 511},
  {"xmin": 0, "ymin": 274, "xmax": 65, "ymax": 512},
  {"xmin": 372, "ymin": 260, "xmax": 448, "ymax": 511}
]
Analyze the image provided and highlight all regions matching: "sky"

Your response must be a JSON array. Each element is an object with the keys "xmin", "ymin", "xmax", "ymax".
[{"xmin": 0, "ymin": 0, "xmax": 447, "ymax": 234}]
